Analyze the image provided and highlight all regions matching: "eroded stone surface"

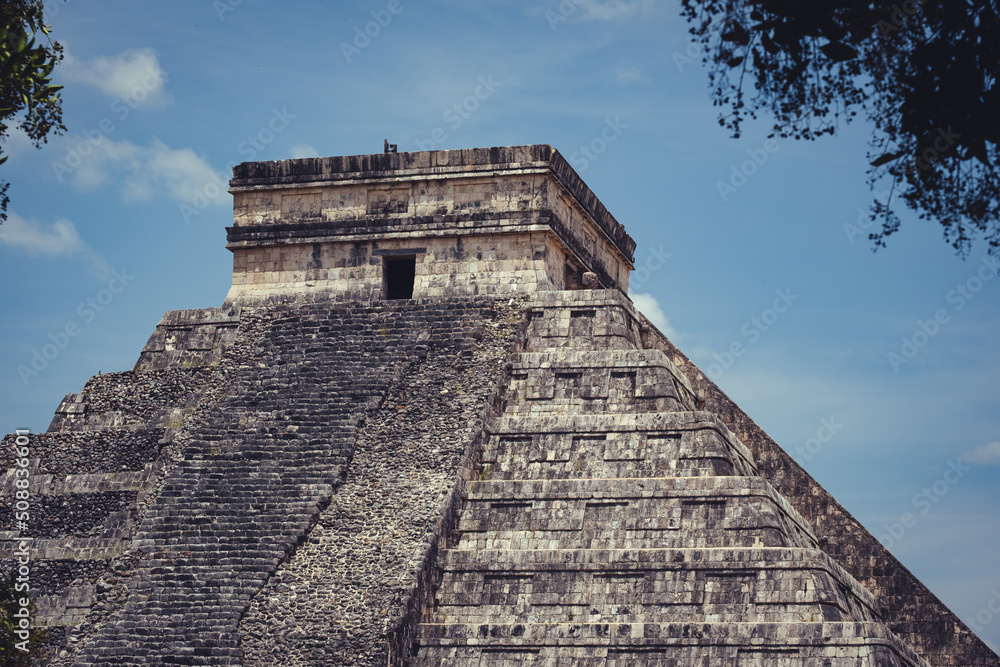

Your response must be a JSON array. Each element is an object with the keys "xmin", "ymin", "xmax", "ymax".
[
  {"xmin": 1, "ymin": 145, "xmax": 994, "ymax": 667},
  {"xmin": 410, "ymin": 290, "xmax": 941, "ymax": 667},
  {"xmin": 236, "ymin": 299, "xmax": 525, "ymax": 666}
]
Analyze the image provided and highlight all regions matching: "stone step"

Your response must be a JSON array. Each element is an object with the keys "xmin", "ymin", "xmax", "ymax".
[
  {"xmin": 414, "ymin": 621, "xmax": 930, "ymax": 667},
  {"xmin": 432, "ymin": 565, "xmax": 862, "ymax": 625},
  {"xmin": 0, "ymin": 537, "xmax": 128, "ymax": 560},
  {"xmin": 481, "ymin": 412, "xmax": 757, "ymax": 480},
  {"xmin": 134, "ymin": 307, "xmax": 241, "ymax": 371},
  {"xmin": 431, "ymin": 547, "xmax": 879, "ymax": 619},
  {"xmin": 455, "ymin": 477, "xmax": 817, "ymax": 550},
  {"xmin": 35, "ymin": 584, "xmax": 97, "ymax": 627},
  {"xmin": 505, "ymin": 350, "xmax": 697, "ymax": 414},
  {"xmin": 432, "ymin": 599, "xmax": 852, "ymax": 627},
  {"xmin": 522, "ymin": 291, "xmax": 645, "ymax": 351}
]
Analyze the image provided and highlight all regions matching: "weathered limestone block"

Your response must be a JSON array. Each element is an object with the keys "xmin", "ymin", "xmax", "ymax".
[
  {"xmin": 506, "ymin": 350, "xmax": 697, "ymax": 414},
  {"xmin": 134, "ymin": 307, "xmax": 240, "ymax": 371},
  {"xmin": 416, "ymin": 622, "xmax": 930, "ymax": 667},
  {"xmin": 523, "ymin": 289, "xmax": 645, "ymax": 350},
  {"xmin": 489, "ymin": 412, "xmax": 758, "ymax": 478},
  {"xmin": 457, "ymin": 477, "xmax": 817, "ymax": 550},
  {"xmin": 431, "ymin": 547, "xmax": 878, "ymax": 625}
]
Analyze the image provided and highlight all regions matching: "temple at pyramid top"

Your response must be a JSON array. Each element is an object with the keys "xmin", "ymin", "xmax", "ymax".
[{"xmin": 224, "ymin": 144, "xmax": 636, "ymax": 303}]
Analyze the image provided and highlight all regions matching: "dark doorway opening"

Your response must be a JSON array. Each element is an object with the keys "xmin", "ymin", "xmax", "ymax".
[{"xmin": 384, "ymin": 256, "xmax": 416, "ymax": 299}]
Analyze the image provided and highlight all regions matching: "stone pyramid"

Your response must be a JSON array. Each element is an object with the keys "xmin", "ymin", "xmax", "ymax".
[
  {"xmin": 1, "ymin": 145, "xmax": 995, "ymax": 666},
  {"xmin": 415, "ymin": 291, "xmax": 927, "ymax": 665}
]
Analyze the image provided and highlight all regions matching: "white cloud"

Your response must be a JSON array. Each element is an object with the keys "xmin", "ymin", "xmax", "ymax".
[
  {"xmin": 0, "ymin": 212, "xmax": 110, "ymax": 276},
  {"xmin": 134, "ymin": 139, "xmax": 222, "ymax": 203},
  {"xmin": 60, "ymin": 136, "xmax": 226, "ymax": 207},
  {"xmin": 961, "ymin": 441, "xmax": 1000, "ymax": 466},
  {"xmin": 288, "ymin": 143, "xmax": 319, "ymax": 159},
  {"xmin": 62, "ymin": 48, "xmax": 169, "ymax": 106},
  {"xmin": 629, "ymin": 291, "xmax": 679, "ymax": 340},
  {"xmin": 66, "ymin": 137, "xmax": 143, "ymax": 190},
  {"xmin": 527, "ymin": 0, "xmax": 658, "ymax": 29},
  {"xmin": 0, "ymin": 212, "xmax": 83, "ymax": 256}
]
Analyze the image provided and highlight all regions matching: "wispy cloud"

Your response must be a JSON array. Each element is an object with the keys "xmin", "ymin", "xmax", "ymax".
[
  {"xmin": 61, "ymin": 47, "xmax": 169, "ymax": 106},
  {"xmin": 0, "ymin": 212, "xmax": 83, "ymax": 256},
  {"xmin": 135, "ymin": 140, "xmax": 222, "ymax": 203},
  {"xmin": 630, "ymin": 291, "xmax": 679, "ymax": 340},
  {"xmin": 961, "ymin": 441, "xmax": 1000, "ymax": 466},
  {"xmin": 63, "ymin": 137, "xmax": 225, "ymax": 207},
  {"xmin": 288, "ymin": 143, "xmax": 319, "ymax": 159},
  {"xmin": 0, "ymin": 212, "xmax": 110, "ymax": 277}
]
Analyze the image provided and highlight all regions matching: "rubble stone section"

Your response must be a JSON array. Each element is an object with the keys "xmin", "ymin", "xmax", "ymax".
[
  {"xmin": 412, "ymin": 290, "xmax": 938, "ymax": 666},
  {"xmin": 1, "ymin": 306, "xmax": 260, "ymax": 663},
  {"xmin": 236, "ymin": 299, "xmax": 526, "ymax": 665},
  {"xmin": 46, "ymin": 308, "xmax": 238, "ymax": 433},
  {"xmin": 224, "ymin": 145, "xmax": 636, "ymax": 303},
  {"xmin": 26, "ymin": 297, "xmax": 522, "ymax": 666}
]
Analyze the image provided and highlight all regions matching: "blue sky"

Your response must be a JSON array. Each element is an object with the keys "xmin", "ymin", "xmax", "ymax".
[{"xmin": 1, "ymin": 0, "xmax": 998, "ymax": 650}]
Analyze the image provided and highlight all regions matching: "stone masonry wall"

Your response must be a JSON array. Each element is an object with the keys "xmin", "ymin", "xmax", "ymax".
[
  {"xmin": 226, "ymin": 230, "xmax": 564, "ymax": 303},
  {"xmin": 225, "ymin": 145, "xmax": 636, "ymax": 304},
  {"xmin": 228, "ymin": 145, "xmax": 635, "ymax": 265},
  {"xmin": 410, "ymin": 289, "xmax": 938, "ymax": 666},
  {"xmin": 633, "ymin": 304, "xmax": 1000, "ymax": 667}
]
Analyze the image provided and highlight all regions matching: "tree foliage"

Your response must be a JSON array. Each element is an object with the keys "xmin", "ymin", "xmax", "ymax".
[
  {"xmin": 0, "ymin": 0, "xmax": 65, "ymax": 221},
  {"xmin": 0, "ymin": 570, "xmax": 49, "ymax": 665},
  {"xmin": 681, "ymin": 0, "xmax": 1000, "ymax": 257}
]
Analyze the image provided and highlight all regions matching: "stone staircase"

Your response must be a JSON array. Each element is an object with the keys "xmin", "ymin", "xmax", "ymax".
[
  {"xmin": 413, "ymin": 290, "xmax": 932, "ymax": 666},
  {"xmin": 53, "ymin": 298, "xmax": 521, "ymax": 665}
]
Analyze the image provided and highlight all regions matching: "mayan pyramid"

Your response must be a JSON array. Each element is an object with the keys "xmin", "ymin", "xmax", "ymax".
[{"xmin": 2, "ymin": 145, "xmax": 996, "ymax": 666}]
